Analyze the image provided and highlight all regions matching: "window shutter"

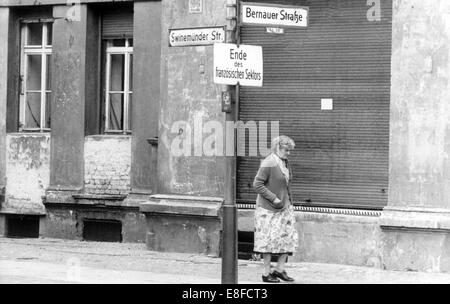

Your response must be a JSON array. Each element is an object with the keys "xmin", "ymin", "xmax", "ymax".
[
  {"xmin": 101, "ymin": 9, "xmax": 133, "ymax": 39},
  {"xmin": 237, "ymin": 0, "xmax": 392, "ymax": 210}
]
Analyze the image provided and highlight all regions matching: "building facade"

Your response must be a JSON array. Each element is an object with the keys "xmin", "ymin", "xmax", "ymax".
[{"xmin": 0, "ymin": 0, "xmax": 450, "ymax": 272}]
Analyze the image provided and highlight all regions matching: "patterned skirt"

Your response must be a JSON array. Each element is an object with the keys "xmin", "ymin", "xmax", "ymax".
[{"xmin": 253, "ymin": 205, "xmax": 299, "ymax": 255}]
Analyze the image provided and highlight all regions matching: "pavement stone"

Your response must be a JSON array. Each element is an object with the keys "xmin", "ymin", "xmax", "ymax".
[{"xmin": 1, "ymin": 237, "xmax": 450, "ymax": 284}]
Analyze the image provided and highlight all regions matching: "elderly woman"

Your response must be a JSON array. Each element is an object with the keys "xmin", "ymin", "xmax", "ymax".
[{"xmin": 253, "ymin": 135, "xmax": 299, "ymax": 283}]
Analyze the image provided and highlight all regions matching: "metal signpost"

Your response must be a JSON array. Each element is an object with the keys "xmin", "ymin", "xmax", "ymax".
[
  {"xmin": 219, "ymin": 1, "xmax": 307, "ymax": 284},
  {"xmin": 220, "ymin": 0, "xmax": 239, "ymax": 284},
  {"xmin": 218, "ymin": 0, "xmax": 264, "ymax": 285},
  {"xmin": 216, "ymin": 41, "xmax": 263, "ymax": 283}
]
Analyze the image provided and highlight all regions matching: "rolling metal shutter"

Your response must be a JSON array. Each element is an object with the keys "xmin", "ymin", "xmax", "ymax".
[
  {"xmin": 237, "ymin": 0, "xmax": 392, "ymax": 209},
  {"xmin": 101, "ymin": 8, "xmax": 134, "ymax": 39}
]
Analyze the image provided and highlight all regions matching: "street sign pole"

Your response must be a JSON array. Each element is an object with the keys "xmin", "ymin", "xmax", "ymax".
[{"xmin": 221, "ymin": 0, "xmax": 238, "ymax": 284}]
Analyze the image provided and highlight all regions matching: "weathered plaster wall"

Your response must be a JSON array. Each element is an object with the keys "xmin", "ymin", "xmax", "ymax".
[
  {"xmin": 130, "ymin": 1, "xmax": 161, "ymax": 194},
  {"xmin": 49, "ymin": 5, "xmax": 88, "ymax": 190},
  {"xmin": 381, "ymin": 229, "xmax": 450, "ymax": 272},
  {"xmin": 238, "ymin": 210, "xmax": 382, "ymax": 267},
  {"xmin": 380, "ymin": 0, "xmax": 450, "ymax": 273},
  {"xmin": 145, "ymin": 215, "xmax": 221, "ymax": 255},
  {"xmin": 0, "ymin": 8, "xmax": 8, "ymax": 196},
  {"xmin": 3, "ymin": 134, "xmax": 50, "ymax": 214},
  {"xmin": 157, "ymin": 0, "xmax": 226, "ymax": 196},
  {"xmin": 388, "ymin": 0, "xmax": 450, "ymax": 209},
  {"xmin": 84, "ymin": 136, "xmax": 131, "ymax": 195},
  {"xmin": 297, "ymin": 213, "xmax": 382, "ymax": 267},
  {"xmin": 141, "ymin": 195, "xmax": 223, "ymax": 254}
]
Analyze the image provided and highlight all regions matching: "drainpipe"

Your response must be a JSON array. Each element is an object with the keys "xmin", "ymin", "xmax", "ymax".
[{"xmin": 221, "ymin": 0, "xmax": 238, "ymax": 284}]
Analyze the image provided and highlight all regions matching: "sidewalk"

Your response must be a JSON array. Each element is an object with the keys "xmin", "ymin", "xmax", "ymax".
[{"xmin": 1, "ymin": 237, "xmax": 450, "ymax": 284}]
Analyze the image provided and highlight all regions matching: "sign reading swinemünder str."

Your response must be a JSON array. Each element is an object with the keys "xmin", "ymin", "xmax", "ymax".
[
  {"xmin": 213, "ymin": 43, "xmax": 263, "ymax": 87},
  {"xmin": 169, "ymin": 27, "xmax": 226, "ymax": 47},
  {"xmin": 241, "ymin": 2, "xmax": 309, "ymax": 28}
]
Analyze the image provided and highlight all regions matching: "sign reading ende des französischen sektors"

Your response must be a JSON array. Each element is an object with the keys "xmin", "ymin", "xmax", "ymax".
[
  {"xmin": 241, "ymin": 2, "xmax": 309, "ymax": 28},
  {"xmin": 214, "ymin": 43, "xmax": 263, "ymax": 87},
  {"xmin": 169, "ymin": 27, "xmax": 225, "ymax": 47}
]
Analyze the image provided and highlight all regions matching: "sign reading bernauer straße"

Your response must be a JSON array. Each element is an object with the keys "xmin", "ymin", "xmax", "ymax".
[
  {"xmin": 169, "ymin": 26, "xmax": 225, "ymax": 47},
  {"xmin": 214, "ymin": 43, "xmax": 263, "ymax": 87},
  {"xmin": 241, "ymin": 2, "xmax": 309, "ymax": 27}
]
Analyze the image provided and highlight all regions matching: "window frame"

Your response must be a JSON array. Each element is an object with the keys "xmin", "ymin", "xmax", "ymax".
[
  {"xmin": 103, "ymin": 38, "xmax": 133, "ymax": 134},
  {"xmin": 19, "ymin": 20, "xmax": 53, "ymax": 132}
]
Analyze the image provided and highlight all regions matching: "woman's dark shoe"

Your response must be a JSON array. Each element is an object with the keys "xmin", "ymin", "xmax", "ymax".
[
  {"xmin": 262, "ymin": 273, "xmax": 280, "ymax": 283},
  {"xmin": 272, "ymin": 270, "xmax": 295, "ymax": 282}
]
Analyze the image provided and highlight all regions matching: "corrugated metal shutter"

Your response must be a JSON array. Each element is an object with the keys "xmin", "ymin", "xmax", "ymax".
[
  {"xmin": 237, "ymin": 0, "xmax": 392, "ymax": 209},
  {"xmin": 101, "ymin": 9, "xmax": 134, "ymax": 39}
]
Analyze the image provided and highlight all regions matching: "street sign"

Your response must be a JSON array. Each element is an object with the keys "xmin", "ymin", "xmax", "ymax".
[
  {"xmin": 266, "ymin": 27, "xmax": 284, "ymax": 34},
  {"xmin": 240, "ymin": 2, "xmax": 309, "ymax": 28},
  {"xmin": 169, "ymin": 26, "xmax": 225, "ymax": 47},
  {"xmin": 213, "ymin": 43, "xmax": 263, "ymax": 87}
]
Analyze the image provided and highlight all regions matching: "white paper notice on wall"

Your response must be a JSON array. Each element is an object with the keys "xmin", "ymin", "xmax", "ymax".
[{"xmin": 321, "ymin": 98, "xmax": 333, "ymax": 110}]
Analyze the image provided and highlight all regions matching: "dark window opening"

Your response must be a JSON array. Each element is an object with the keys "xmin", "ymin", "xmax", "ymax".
[
  {"xmin": 82, "ymin": 219, "xmax": 122, "ymax": 242},
  {"xmin": 6, "ymin": 215, "xmax": 40, "ymax": 238},
  {"xmin": 238, "ymin": 231, "xmax": 254, "ymax": 260}
]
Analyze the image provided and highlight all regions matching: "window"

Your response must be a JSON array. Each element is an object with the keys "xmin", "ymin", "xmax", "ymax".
[
  {"xmin": 19, "ymin": 21, "xmax": 52, "ymax": 131},
  {"xmin": 104, "ymin": 38, "xmax": 133, "ymax": 133},
  {"xmin": 100, "ymin": 8, "xmax": 134, "ymax": 134}
]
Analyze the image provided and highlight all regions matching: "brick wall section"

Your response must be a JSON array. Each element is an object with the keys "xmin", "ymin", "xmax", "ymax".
[{"xmin": 84, "ymin": 135, "xmax": 131, "ymax": 195}]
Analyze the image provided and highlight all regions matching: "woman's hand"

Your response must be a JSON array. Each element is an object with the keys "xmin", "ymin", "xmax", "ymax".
[{"xmin": 272, "ymin": 197, "xmax": 284, "ymax": 209}]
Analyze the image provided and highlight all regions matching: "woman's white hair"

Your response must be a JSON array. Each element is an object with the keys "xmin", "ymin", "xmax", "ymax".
[{"xmin": 271, "ymin": 135, "xmax": 295, "ymax": 153}]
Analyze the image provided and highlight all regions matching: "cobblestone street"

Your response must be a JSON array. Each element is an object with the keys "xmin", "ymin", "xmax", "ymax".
[{"xmin": 2, "ymin": 237, "xmax": 450, "ymax": 284}]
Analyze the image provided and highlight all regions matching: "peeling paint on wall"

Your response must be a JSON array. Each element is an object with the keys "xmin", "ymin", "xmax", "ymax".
[
  {"xmin": 157, "ymin": 0, "xmax": 227, "ymax": 196},
  {"xmin": 0, "ymin": 8, "xmax": 8, "ymax": 191},
  {"xmin": 4, "ymin": 134, "xmax": 50, "ymax": 214},
  {"xmin": 389, "ymin": 0, "xmax": 450, "ymax": 208}
]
